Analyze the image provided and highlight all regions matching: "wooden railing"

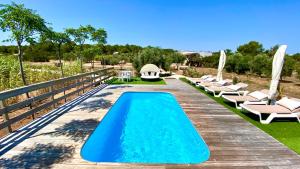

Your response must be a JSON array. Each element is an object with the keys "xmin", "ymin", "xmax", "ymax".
[{"xmin": 0, "ymin": 68, "xmax": 114, "ymax": 134}]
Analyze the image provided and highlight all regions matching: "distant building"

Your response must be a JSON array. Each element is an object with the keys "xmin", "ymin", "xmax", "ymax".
[
  {"xmin": 179, "ymin": 51, "xmax": 213, "ymax": 66},
  {"xmin": 179, "ymin": 51, "xmax": 213, "ymax": 57}
]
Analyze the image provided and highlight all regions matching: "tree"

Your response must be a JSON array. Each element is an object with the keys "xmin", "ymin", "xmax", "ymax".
[
  {"xmin": 66, "ymin": 25, "xmax": 95, "ymax": 72},
  {"xmin": 250, "ymin": 54, "xmax": 272, "ymax": 77},
  {"xmin": 281, "ymin": 56, "xmax": 295, "ymax": 78},
  {"xmin": 171, "ymin": 53, "xmax": 186, "ymax": 70},
  {"xmin": 265, "ymin": 45, "xmax": 279, "ymax": 57},
  {"xmin": 42, "ymin": 30, "xmax": 70, "ymax": 77},
  {"xmin": 90, "ymin": 28, "xmax": 107, "ymax": 68},
  {"xmin": 237, "ymin": 41, "xmax": 264, "ymax": 56},
  {"xmin": 82, "ymin": 46, "xmax": 99, "ymax": 69},
  {"xmin": 91, "ymin": 28, "xmax": 107, "ymax": 44},
  {"xmin": 0, "ymin": 2, "xmax": 48, "ymax": 85},
  {"xmin": 133, "ymin": 47, "xmax": 163, "ymax": 71}
]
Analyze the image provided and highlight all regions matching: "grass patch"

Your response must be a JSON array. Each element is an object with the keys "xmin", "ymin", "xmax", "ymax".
[
  {"xmin": 110, "ymin": 77, "xmax": 166, "ymax": 85},
  {"xmin": 180, "ymin": 77, "xmax": 300, "ymax": 155}
]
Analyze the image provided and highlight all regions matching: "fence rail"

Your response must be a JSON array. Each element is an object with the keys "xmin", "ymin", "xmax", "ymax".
[{"xmin": 0, "ymin": 68, "xmax": 114, "ymax": 134}]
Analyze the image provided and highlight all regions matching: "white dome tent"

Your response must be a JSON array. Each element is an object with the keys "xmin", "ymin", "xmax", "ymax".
[{"xmin": 140, "ymin": 64, "xmax": 160, "ymax": 80}]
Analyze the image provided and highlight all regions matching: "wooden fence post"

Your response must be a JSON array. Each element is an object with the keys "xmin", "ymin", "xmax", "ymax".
[
  {"xmin": 82, "ymin": 76, "xmax": 85, "ymax": 93},
  {"xmin": 76, "ymin": 78, "xmax": 80, "ymax": 96},
  {"xmin": 0, "ymin": 100, "xmax": 12, "ymax": 133},
  {"xmin": 92, "ymin": 72, "xmax": 95, "ymax": 86},
  {"xmin": 50, "ymin": 85, "xmax": 56, "ymax": 108},
  {"xmin": 25, "ymin": 92, "xmax": 35, "ymax": 120}
]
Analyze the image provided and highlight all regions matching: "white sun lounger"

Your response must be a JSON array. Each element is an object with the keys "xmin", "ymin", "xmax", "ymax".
[
  {"xmin": 196, "ymin": 79, "xmax": 232, "ymax": 89},
  {"xmin": 222, "ymin": 89, "xmax": 269, "ymax": 109},
  {"xmin": 204, "ymin": 83, "xmax": 248, "ymax": 97},
  {"xmin": 186, "ymin": 75, "xmax": 212, "ymax": 85},
  {"xmin": 240, "ymin": 97, "xmax": 300, "ymax": 124}
]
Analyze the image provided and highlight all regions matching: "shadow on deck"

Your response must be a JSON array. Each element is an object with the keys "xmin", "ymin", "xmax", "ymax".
[
  {"xmin": 30, "ymin": 119, "xmax": 99, "ymax": 142},
  {"xmin": 0, "ymin": 84, "xmax": 108, "ymax": 156},
  {"xmin": 0, "ymin": 143, "xmax": 75, "ymax": 169}
]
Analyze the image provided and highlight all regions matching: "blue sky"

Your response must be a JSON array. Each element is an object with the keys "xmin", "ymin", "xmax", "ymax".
[{"xmin": 1, "ymin": 0, "xmax": 299, "ymax": 54}]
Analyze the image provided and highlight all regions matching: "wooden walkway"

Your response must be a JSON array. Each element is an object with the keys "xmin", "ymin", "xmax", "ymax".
[{"xmin": 0, "ymin": 79, "xmax": 300, "ymax": 169}]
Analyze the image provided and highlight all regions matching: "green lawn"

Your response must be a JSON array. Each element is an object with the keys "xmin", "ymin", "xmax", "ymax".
[
  {"xmin": 180, "ymin": 78, "xmax": 300, "ymax": 155},
  {"xmin": 109, "ymin": 77, "xmax": 166, "ymax": 85}
]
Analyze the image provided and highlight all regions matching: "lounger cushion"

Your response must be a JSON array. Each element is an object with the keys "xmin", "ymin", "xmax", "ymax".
[
  {"xmin": 292, "ymin": 108, "xmax": 300, "ymax": 113},
  {"xmin": 276, "ymin": 97, "xmax": 300, "ymax": 111},
  {"xmin": 206, "ymin": 86, "xmax": 233, "ymax": 92},
  {"xmin": 198, "ymin": 81, "xmax": 213, "ymax": 87},
  {"xmin": 243, "ymin": 105, "xmax": 291, "ymax": 114},
  {"xmin": 237, "ymin": 83, "xmax": 248, "ymax": 88},
  {"xmin": 205, "ymin": 77, "xmax": 216, "ymax": 82},
  {"xmin": 260, "ymin": 89, "xmax": 269, "ymax": 95},
  {"xmin": 224, "ymin": 95, "xmax": 257, "ymax": 102},
  {"xmin": 249, "ymin": 91, "xmax": 268, "ymax": 100},
  {"xmin": 200, "ymin": 75, "xmax": 211, "ymax": 80},
  {"xmin": 216, "ymin": 80, "xmax": 228, "ymax": 86},
  {"xmin": 226, "ymin": 85, "xmax": 241, "ymax": 91}
]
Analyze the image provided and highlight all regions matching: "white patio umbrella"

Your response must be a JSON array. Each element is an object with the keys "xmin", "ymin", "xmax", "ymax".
[
  {"xmin": 216, "ymin": 50, "xmax": 226, "ymax": 81},
  {"xmin": 268, "ymin": 45, "xmax": 288, "ymax": 102}
]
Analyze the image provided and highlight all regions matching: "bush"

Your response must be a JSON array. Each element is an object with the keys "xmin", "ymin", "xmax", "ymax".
[
  {"xmin": 232, "ymin": 76, "xmax": 239, "ymax": 84},
  {"xmin": 224, "ymin": 53, "xmax": 251, "ymax": 74},
  {"xmin": 200, "ymin": 52, "xmax": 220, "ymax": 68},
  {"xmin": 63, "ymin": 52, "xmax": 77, "ymax": 61},
  {"xmin": 250, "ymin": 54, "xmax": 272, "ymax": 77},
  {"xmin": 183, "ymin": 68, "xmax": 202, "ymax": 78},
  {"xmin": 296, "ymin": 64, "xmax": 300, "ymax": 79},
  {"xmin": 282, "ymin": 56, "xmax": 296, "ymax": 77},
  {"xmin": 0, "ymin": 56, "xmax": 82, "ymax": 91},
  {"xmin": 225, "ymin": 54, "xmax": 237, "ymax": 73}
]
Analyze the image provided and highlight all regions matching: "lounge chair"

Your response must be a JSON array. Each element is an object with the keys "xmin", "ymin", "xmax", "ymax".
[
  {"xmin": 204, "ymin": 83, "xmax": 248, "ymax": 97},
  {"xmin": 222, "ymin": 89, "xmax": 269, "ymax": 109},
  {"xmin": 240, "ymin": 97, "xmax": 300, "ymax": 124},
  {"xmin": 186, "ymin": 75, "xmax": 212, "ymax": 85},
  {"xmin": 196, "ymin": 79, "xmax": 232, "ymax": 89}
]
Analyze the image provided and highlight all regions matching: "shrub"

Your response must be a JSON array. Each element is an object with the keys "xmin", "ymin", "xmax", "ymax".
[
  {"xmin": 282, "ymin": 56, "xmax": 296, "ymax": 77},
  {"xmin": 250, "ymin": 54, "xmax": 272, "ymax": 77},
  {"xmin": 296, "ymin": 65, "xmax": 300, "ymax": 79},
  {"xmin": 183, "ymin": 68, "xmax": 202, "ymax": 78},
  {"xmin": 225, "ymin": 54, "xmax": 237, "ymax": 73},
  {"xmin": 0, "ymin": 56, "xmax": 82, "ymax": 91},
  {"xmin": 200, "ymin": 52, "xmax": 220, "ymax": 68},
  {"xmin": 232, "ymin": 76, "xmax": 239, "ymax": 84}
]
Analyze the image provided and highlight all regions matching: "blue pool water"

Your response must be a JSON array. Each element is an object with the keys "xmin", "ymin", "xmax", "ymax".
[{"xmin": 81, "ymin": 92, "xmax": 210, "ymax": 164}]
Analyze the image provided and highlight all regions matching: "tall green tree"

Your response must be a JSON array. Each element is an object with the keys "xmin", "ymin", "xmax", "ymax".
[
  {"xmin": 237, "ymin": 41, "xmax": 264, "ymax": 56},
  {"xmin": 265, "ymin": 45, "xmax": 279, "ymax": 57},
  {"xmin": 82, "ymin": 46, "xmax": 99, "ymax": 69},
  {"xmin": 0, "ymin": 2, "xmax": 48, "ymax": 85},
  {"xmin": 133, "ymin": 47, "xmax": 163, "ymax": 71},
  {"xmin": 42, "ymin": 30, "xmax": 70, "ymax": 77},
  {"xmin": 90, "ymin": 28, "xmax": 107, "ymax": 68},
  {"xmin": 66, "ymin": 25, "xmax": 95, "ymax": 72}
]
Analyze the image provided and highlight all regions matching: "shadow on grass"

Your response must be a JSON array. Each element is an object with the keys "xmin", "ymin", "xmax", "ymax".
[{"xmin": 0, "ymin": 143, "xmax": 75, "ymax": 169}]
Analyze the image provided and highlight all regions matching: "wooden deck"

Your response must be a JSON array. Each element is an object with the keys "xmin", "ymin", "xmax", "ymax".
[{"xmin": 1, "ymin": 79, "xmax": 300, "ymax": 169}]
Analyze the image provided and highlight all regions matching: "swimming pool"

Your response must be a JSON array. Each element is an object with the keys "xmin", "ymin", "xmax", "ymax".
[{"xmin": 81, "ymin": 92, "xmax": 210, "ymax": 164}]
